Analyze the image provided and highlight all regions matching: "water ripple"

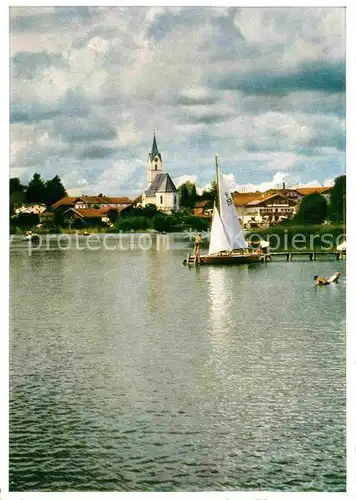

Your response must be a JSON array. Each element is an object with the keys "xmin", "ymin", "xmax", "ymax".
[{"xmin": 9, "ymin": 250, "xmax": 346, "ymax": 491}]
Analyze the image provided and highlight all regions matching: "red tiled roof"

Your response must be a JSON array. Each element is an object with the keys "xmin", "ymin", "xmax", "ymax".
[
  {"xmin": 295, "ymin": 186, "xmax": 331, "ymax": 196},
  {"xmin": 107, "ymin": 197, "xmax": 132, "ymax": 204},
  {"xmin": 246, "ymin": 193, "xmax": 298, "ymax": 206},
  {"xmin": 52, "ymin": 196, "xmax": 77, "ymax": 208},
  {"xmin": 233, "ymin": 191, "xmax": 298, "ymax": 207},
  {"xmin": 195, "ymin": 200, "xmax": 210, "ymax": 208},
  {"xmin": 263, "ymin": 188, "xmax": 301, "ymax": 196},
  {"xmin": 233, "ymin": 192, "xmax": 265, "ymax": 206},
  {"xmin": 132, "ymin": 194, "xmax": 142, "ymax": 205},
  {"xmin": 65, "ymin": 208, "xmax": 104, "ymax": 219},
  {"xmin": 52, "ymin": 195, "xmax": 132, "ymax": 209},
  {"xmin": 99, "ymin": 206, "xmax": 113, "ymax": 214}
]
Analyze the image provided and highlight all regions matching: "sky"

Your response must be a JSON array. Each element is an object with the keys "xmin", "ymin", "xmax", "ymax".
[{"xmin": 9, "ymin": 6, "xmax": 346, "ymax": 197}]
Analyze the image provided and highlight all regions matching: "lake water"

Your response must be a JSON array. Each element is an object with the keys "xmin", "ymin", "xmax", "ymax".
[{"xmin": 9, "ymin": 234, "xmax": 346, "ymax": 491}]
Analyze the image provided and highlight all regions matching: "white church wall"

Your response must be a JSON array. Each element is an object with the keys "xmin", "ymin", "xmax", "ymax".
[{"xmin": 154, "ymin": 192, "xmax": 179, "ymax": 212}]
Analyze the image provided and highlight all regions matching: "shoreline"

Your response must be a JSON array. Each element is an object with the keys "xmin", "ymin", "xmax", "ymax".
[{"xmin": 10, "ymin": 223, "xmax": 346, "ymax": 253}]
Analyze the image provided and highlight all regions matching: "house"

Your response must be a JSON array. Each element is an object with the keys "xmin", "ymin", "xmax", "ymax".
[
  {"xmin": 61, "ymin": 204, "xmax": 132, "ymax": 227},
  {"xmin": 14, "ymin": 203, "xmax": 47, "ymax": 215},
  {"xmin": 62, "ymin": 208, "xmax": 105, "ymax": 228},
  {"xmin": 295, "ymin": 186, "xmax": 333, "ymax": 203},
  {"xmin": 132, "ymin": 194, "xmax": 143, "ymax": 207},
  {"xmin": 40, "ymin": 211, "xmax": 56, "ymax": 223},
  {"xmin": 52, "ymin": 195, "xmax": 132, "ymax": 211},
  {"xmin": 39, "ymin": 195, "xmax": 132, "ymax": 227},
  {"xmin": 141, "ymin": 133, "xmax": 179, "ymax": 212},
  {"xmin": 263, "ymin": 185, "xmax": 303, "ymax": 202},
  {"xmin": 233, "ymin": 192, "xmax": 297, "ymax": 226},
  {"xmin": 193, "ymin": 200, "xmax": 212, "ymax": 216}
]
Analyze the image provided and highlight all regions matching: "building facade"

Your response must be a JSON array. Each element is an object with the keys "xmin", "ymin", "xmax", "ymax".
[
  {"xmin": 233, "ymin": 192, "xmax": 298, "ymax": 226},
  {"xmin": 142, "ymin": 134, "xmax": 179, "ymax": 212}
]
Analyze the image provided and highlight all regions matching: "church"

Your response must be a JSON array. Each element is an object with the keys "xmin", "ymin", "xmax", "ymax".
[{"xmin": 141, "ymin": 133, "xmax": 179, "ymax": 212}]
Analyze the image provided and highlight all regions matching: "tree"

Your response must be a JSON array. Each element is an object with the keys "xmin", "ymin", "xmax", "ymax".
[
  {"xmin": 329, "ymin": 175, "xmax": 346, "ymax": 223},
  {"xmin": 26, "ymin": 173, "xmax": 46, "ymax": 203},
  {"xmin": 190, "ymin": 183, "xmax": 198, "ymax": 207},
  {"xmin": 178, "ymin": 182, "xmax": 198, "ymax": 209},
  {"xmin": 10, "ymin": 177, "xmax": 25, "ymax": 195},
  {"xmin": 106, "ymin": 209, "xmax": 119, "ymax": 224},
  {"xmin": 153, "ymin": 213, "xmax": 172, "ymax": 232},
  {"xmin": 179, "ymin": 183, "xmax": 190, "ymax": 207},
  {"xmin": 13, "ymin": 212, "xmax": 40, "ymax": 228},
  {"xmin": 44, "ymin": 175, "xmax": 67, "ymax": 207},
  {"xmin": 201, "ymin": 180, "xmax": 217, "ymax": 207},
  {"xmin": 142, "ymin": 204, "xmax": 158, "ymax": 218},
  {"xmin": 10, "ymin": 178, "xmax": 26, "ymax": 213},
  {"xmin": 295, "ymin": 193, "xmax": 328, "ymax": 225}
]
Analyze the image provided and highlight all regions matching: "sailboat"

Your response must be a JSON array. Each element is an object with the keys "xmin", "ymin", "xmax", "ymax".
[{"xmin": 184, "ymin": 156, "xmax": 264, "ymax": 266}]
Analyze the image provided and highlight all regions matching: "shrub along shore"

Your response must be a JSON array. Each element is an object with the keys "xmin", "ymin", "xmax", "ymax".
[
  {"xmin": 246, "ymin": 223, "xmax": 345, "ymax": 251},
  {"xmin": 11, "ymin": 222, "xmax": 344, "ymax": 254}
]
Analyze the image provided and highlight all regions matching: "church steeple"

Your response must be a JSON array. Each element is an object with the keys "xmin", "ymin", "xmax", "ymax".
[
  {"xmin": 150, "ymin": 131, "xmax": 162, "ymax": 162},
  {"xmin": 148, "ymin": 132, "xmax": 163, "ymax": 185}
]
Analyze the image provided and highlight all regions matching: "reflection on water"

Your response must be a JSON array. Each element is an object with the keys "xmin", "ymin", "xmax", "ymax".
[
  {"xmin": 9, "ymin": 241, "xmax": 346, "ymax": 492},
  {"xmin": 208, "ymin": 267, "xmax": 232, "ymax": 334}
]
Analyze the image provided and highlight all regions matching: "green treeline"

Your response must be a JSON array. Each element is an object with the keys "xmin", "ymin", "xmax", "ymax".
[
  {"xmin": 9, "ymin": 173, "xmax": 346, "ymax": 233},
  {"xmin": 115, "ymin": 205, "xmax": 210, "ymax": 233},
  {"xmin": 10, "ymin": 173, "xmax": 67, "ymax": 212},
  {"xmin": 295, "ymin": 175, "xmax": 346, "ymax": 225}
]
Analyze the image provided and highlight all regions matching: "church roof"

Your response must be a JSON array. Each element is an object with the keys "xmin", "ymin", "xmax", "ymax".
[
  {"xmin": 150, "ymin": 134, "xmax": 162, "ymax": 161},
  {"xmin": 145, "ymin": 173, "xmax": 177, "ymax": 196}
]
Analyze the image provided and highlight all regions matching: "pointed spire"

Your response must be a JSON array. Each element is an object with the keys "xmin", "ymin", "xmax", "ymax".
[{"xmin": 151, "ymin": 131, "xmax": 161, "ymax": 160}]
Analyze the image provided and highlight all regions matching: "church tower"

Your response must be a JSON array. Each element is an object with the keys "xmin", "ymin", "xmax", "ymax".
[{"xmin": 147, "ymin": 132, "xmax": 163, "ymax": 185}]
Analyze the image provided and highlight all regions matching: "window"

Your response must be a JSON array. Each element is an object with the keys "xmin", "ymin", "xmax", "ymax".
[{"xmin": 160, "ymin": 195, "xmax": 163, "ymax": 205}]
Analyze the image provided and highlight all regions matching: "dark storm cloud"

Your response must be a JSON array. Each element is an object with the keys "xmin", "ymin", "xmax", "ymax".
[
  {"xmin": 304, "ymin": 127, "xmax": 346, "ymax": 151},
  {"xmin": 53, "ymin": 117, "xmax": 117, "ymax": 144},
  {"xmin": 9, "ymin": 7, "xmax": 345, "ymax": 194},
  {"xmin": 177, "ymin": 95, "xmax": 219, "ymax": 106},
  {"xmin": 11, "ymin": 51, "xmax": 68, "ymax": 80},
  {"xmin": 11, "ymin": 101, "xmax": 61, "ymax": 124},
  {"xmin": 211, "ymin": 59, "xmax": 345, "ymax": 95},
  {"xmin": 10, "ymin": 90, "xmax": 91, "ymax": 124},
  {"xmin": 184, "ymin": 112, "xmax": 232, "ymax": 125},
  {"xmin": 238, "ymin": 91, "xmax": 345, "ymax": 118},
  {"xmin": 81, "ymin": 146, "xmax": 117, "ymax": 159},
  {"xmin": 146, "ymin": 7, "xmax": 211, "ymax": 42},
  {"xmin": 10, "ymin": 6, "xmax": 95, "ymax": 33}
]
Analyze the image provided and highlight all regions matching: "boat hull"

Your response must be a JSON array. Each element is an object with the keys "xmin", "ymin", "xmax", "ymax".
[{"xmin": 184, "ymin": 252, "xmax": 264, "ymax": 266}]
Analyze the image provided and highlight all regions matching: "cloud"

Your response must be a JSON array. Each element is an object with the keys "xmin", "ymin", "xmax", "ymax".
[
  {"xmin": 173, "ymin": 175, "xmax": 198, "ymax": 188},
  {"xmin": 53, "ymin": 117, "xmax": 117, "ymax": 144},
  {"xmin": 224, "ymin": 171, "xmax": 335, "ymax": 194},
  {"xmin": 10, "ymin": 51, "xmax": 68, "ymax": 80},
  {"xmin": 10, "ymin": 6, "xmax": 95, "ymax": 33},
  {"xmin": 80, "ymin": 146, "xmax": 117, "ymax": 159},
  {"xmin": 209, "ymin": 60, "xmax": 345, "ymax": 96},
  {"xmin": 9, "ymin": 6, "xmax": 345, "ymax": 196},
  {"xmin": 10, "ymin": 89, "xmax": 91, "ymax": 124}
]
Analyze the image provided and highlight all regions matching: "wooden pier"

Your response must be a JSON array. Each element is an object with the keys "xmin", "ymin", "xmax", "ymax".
[
  {"xmin": 184, "ymin": 251, "xmax": 346, "ymax": 266},
  {"xmin": 263, "ymin": 251, "xmax": 345, "ymax": 262}
]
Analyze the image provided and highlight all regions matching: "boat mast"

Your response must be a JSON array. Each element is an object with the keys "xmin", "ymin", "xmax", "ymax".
[{"xmin": 215, "ymin": 155, "xmax": 220, "ymax": 215}]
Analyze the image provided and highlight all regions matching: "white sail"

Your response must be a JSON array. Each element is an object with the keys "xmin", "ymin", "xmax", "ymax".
[
  {"xmin": 217, "ymin": 167, "xmax": 246, "ymax": 250},
  {"xmin": 208, "ymin": 206, "xmax": 232, "ymax": 255}
]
